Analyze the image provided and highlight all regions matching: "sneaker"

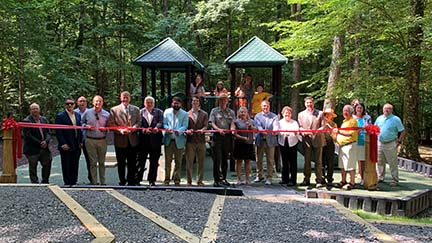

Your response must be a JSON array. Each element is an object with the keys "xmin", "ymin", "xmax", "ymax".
[
  {"xmin": 254, "ymin": 177, "xmax": 264, "ymax": 183},
  {"xmin": 265, "ymin": 180, "xmax": 272, "ymax": 185},
  {"xmin": 316, "ymin": 183, "xmax": 324, "ymax": 188},
  {"xmin": 236, "ymin": 180, "xmax": 245, "ymax": 185}
]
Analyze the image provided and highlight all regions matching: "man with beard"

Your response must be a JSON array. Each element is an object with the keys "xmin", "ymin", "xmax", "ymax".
[{"xmin": 162, "ymin": 97, "xmax": 188, "ymax": 185}]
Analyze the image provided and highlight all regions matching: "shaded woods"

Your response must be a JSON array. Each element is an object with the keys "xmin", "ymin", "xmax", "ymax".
[{"xmin": 1, "ymin": 0, "xmax": 431, "ymax": 161}]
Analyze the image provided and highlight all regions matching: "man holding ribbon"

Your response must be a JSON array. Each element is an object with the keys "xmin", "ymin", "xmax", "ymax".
[
  {"xmin": 136, "ymin": 96, "xmax": 164, "ymax": 186},
  {"xmin": 81, "ymin": 95, "xmax": 110, "ymax": 185},
  {"xmin": 55, "ymin": 97, "xmax": 83, "ymax": 186},
  {"xmin": 108, "ymin": 91, "xmax": 141, "ymax": 186},
  {"xmin": 162, "ymin": 96, "xmax": 188, "ymax": 186},
  {"xmin": 23, "ymin": 103, "xmax": 52, "ymax": 184}
]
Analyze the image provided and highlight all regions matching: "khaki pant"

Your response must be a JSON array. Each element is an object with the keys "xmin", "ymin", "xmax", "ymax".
[
  {"xmin": 256, "ymin": 142, "xmax": 275, "ymax": 180},
  {"xmin": 185, "ymin": 142, "xmax": 206, "ymax": 184},
  {"xmin": 86, "ymin": 138, "xmax": 108, "ymax": 185},
  {"xmin": 377, "ymin": 141, "xmax": 399, "ymax": 182},
  {"xmin": 164, "ymin": 140, "xmax": 184, "ymax": 184}
]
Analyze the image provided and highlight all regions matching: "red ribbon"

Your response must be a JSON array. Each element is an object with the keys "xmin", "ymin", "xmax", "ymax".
[
  {"xmin": 365, "ymin": 125, "xmax": 380, "ymax": 163},
  {"xmin": 1, "ymin": 117, "xmax": 21, "ymax": 168},
  {"xmin": 3, "ymin": 122, "xmax": 380, "ymax": 166}
]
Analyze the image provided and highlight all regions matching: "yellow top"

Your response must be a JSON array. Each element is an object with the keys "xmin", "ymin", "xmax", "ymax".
[
  {"xmin": 337, "ymin": 116, "xmax": 358, "ymax": 145},
  {"xmin": 251, "ymin": 92, "xmax": 272, "ymax": 114}
]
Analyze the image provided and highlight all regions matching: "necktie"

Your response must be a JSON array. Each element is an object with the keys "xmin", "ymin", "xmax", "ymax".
[{"xmin": 35, "ymin": 118, "xmax": 44, "ymax": 140}]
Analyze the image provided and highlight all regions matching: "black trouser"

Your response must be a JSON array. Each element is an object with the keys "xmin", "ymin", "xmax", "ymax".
[
  {"xmin": 212, "ymin": 134, "xmax": 232, "ymax": 182},
  {"xmin": 279, "ymin": 144, "xmax": 298, "ymax": 184},
  {"xmin": 60, "ymin": 149, "xmax": 81, "ymax": 185},
  {"xmin": 136, "ymin": 144, "xmax": 161, "ymax": 183},
  {"xmin": 115, "ymin": 144, "xmax": 137, "ymax": 185},
  {"xmin": 26, "ymin": 149, "xmax": 52, "ymax": 183},
  {"xmin": 322, "ymin": 137, "xmax": 335, "ymax": 183}
]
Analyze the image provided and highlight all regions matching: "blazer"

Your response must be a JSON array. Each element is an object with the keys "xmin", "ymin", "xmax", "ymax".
[
  {"xmin": 55, "ymin": 110, "xmax": 83, "ymax": 151},
  {"xmin": 22, "ymin": 115, "xmax": 51, "ymax": 156},
  {"xmin": 108, "ymin": 104, "xmax": 141, "ymax": 148},
  {"xmin": 186, "ymin": 109, "xmax": 208, "ymax": 144},
  {"xmin": 254, "ymin": 111, "xmax": 279, "ymax": 147},
  {"xmin": 298, "ymin": 108, "xmax": 324, "ymax": 147},
  {"xmin": 162, "ymin": 108, "xmax": 188, "ymax": 149},
  {"xmin": 139, "ymin": 107, "xmax": 164, "ymax": 148}
]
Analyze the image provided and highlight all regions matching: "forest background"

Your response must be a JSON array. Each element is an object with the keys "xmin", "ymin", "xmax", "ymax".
[{"xmin": 0, "ymin": 0, "xmax": 431, "ymax": 161}]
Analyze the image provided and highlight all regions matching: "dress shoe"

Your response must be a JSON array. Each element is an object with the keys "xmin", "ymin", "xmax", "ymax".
[
  {"xmin": 175, "ymin": 182, "xmax": 180, "ymax": 186},
  {"xmin": 197, "ymin": 182, "xmax": 205, "ymax": 186},
  {"xmin": 279, "ymin": 181, "xmax": 287, "ymax": 185},
  {"xmin": 119, "ymin": 182, "xmax": 126, "ymax": 186},
  {"xmin": 213, "ymin": 182, "xmax": 221, "ymax": 187},
  {"xmin": 221, "ymin": 180, "xmax": 231, "ymax": 186},
  {"xmin": 286, "ymin": 182, "xmax": 296, "ymax": 186},
  {"xmin": 149, "ymin": 182, "xmax": 156, "ymax": 186},
  {"xmin": 299, "ymin": 181, "xmax": 310, "ymax": 186}
]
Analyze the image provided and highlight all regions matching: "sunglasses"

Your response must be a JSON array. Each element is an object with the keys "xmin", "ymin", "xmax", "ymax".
[{"xmin": 65, "ymin": 102, "xmax": 75, "ymax": 106}]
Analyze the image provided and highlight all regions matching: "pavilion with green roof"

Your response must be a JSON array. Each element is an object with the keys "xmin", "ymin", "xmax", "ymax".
[
  {"xmin": 224, "ymin": 36, "xmax": 288, "ymax": 112},
  {"xmin": 133, "ymin": 37, "xmax": 204, "ymax": 105}
]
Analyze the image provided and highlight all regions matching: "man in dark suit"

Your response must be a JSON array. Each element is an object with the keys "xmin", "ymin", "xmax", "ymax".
[
  {"xmin": 108, "ymin": 91, "xmax": 141, "ymax": 186},
  {"xmin": 22, "ymin": 103, "xmax": 52, "ymax": 184},
  {"xmin": 55, "ymin": 97, "xmax": 83, "ymax": 186},
  {"xmin": 185, "ymin": 96, "xmax": 208, "ymax": 186},
  {"xmin": 136, "ymin": 96, "xmax": 163, "ymax": 186}
]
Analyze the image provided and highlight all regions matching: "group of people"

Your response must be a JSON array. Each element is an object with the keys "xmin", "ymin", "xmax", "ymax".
[{"xmin": 22, "ymin": 75, "xmax": 405, "ymax": 190}]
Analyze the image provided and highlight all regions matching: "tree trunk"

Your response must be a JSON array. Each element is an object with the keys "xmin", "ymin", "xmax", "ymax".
[
  {"xmin": 400, "ymin": 0, "xmax": 424, "ymax": 161},
  {"xmin": 324, "ymin": 35, "xmax": 344, "ymax": 110},
  {"xmin": 226, "ymin": 9, "xmax": 232, "ymax": 57},
  {"xmin": 75, "ymin": 1, "xmax": 85, "ymax": 49},
  {"xmin": 290, "ymin": 3, "xmax": 301, "ymax": 118}
]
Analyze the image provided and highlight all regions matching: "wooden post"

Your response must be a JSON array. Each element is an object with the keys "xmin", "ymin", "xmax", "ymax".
[
  {"xmin": 0, "ymin": 129, "xmax": 17, "ymax": 183},
  {"xmin": 363, "ymin": 133, "xmax": 377, "ymax": 190}
]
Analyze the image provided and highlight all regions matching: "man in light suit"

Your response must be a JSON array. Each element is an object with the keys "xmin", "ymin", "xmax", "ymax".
[
  {"xmin": 185, "ymin": 96, "xmax": 208, "ymax": 186},
  {"xmin": 108, "ymin": 91, "xmax": 141, "ymax": 186},
  {"xmin": 162, "ymin": 96, "xmax": 188, "ymax": 185},
  {"xmin": 136, "ymin": 96, "xmax": 164, "ymax": 186},
  {"xmin": 254, "ymin": 100, "xmax": 279, "ymax": 185},
  {"xmin": 55, "ymin": 97, "xmax": 83, "ymax": 186},
  {"xmin": 297, "ymin": 96, "xmax": 325, "ymax": 187}
]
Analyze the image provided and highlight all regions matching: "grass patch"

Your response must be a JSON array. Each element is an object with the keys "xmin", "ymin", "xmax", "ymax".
[{"xmin": 353, "ymin": 210, "xmax": 432, "ymax": 224}]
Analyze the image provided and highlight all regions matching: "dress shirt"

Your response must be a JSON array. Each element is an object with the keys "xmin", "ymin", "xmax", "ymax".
[{"xmin": 82, "ymin": 108, "xmax": 110, "ymax": 138}]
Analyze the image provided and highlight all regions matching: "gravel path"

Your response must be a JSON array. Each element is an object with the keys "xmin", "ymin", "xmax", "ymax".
[
  {"xmin": 120, "ymin": 190, "xmax": 216, "ymax": 236},
  {"xmin": 0, "ymin": 186, "xmax": 93, "ymax": 243},
  {"xmin": 373, "ymin": 223, "xmax": 432, "ymax": 243},
  {"xmin": 217, "ymin": 197, "xmax": 381, "ymax": 243},
  {"xmin": 68, "ymin": 190, "xmax": 186, "ymax": 243}
]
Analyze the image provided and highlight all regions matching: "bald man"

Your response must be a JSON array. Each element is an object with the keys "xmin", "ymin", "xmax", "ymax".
[{"xmin": 23, "ymin": 103, "xmax": 52, "ymax": 184}]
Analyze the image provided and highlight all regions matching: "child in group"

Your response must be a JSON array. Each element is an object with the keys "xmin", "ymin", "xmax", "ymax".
[{"xmin": 251, "ymin": 84, "xmax": 273, "ymax": 117}]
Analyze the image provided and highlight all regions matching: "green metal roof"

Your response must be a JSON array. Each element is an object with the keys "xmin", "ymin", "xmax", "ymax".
[
  {"xmin": 133, "ymin": 37, "xmax": 205, "ymax": 71},
  {"xmin": 224, "ymin": 36, "xmax": 288, "ymax": 67}
]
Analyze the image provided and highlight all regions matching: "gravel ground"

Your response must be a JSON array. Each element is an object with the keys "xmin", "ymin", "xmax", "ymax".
[
  {"xmin": 120, "ymin": 190, "xmax": 216, "ymax": 236},
  {"xmin": 217, "ymin": 197, "xmax": 381, "ymax": 243},
  {"xmin": 372, "ymin": 223, "xmax": 432, "ymax": 243},
  {"xmin": 0, "ymin": 186, "xmax": 93, "ymax": 243},
  {"xmin": 68, "ymin": 190, "xmax": 186, "ymax": 243}
]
